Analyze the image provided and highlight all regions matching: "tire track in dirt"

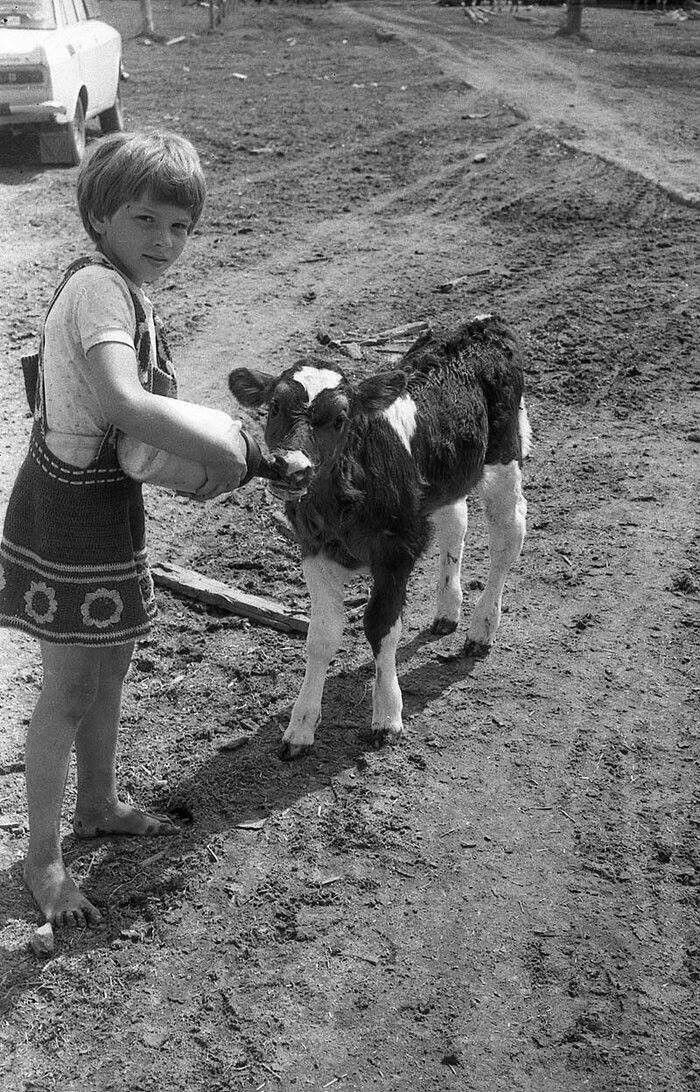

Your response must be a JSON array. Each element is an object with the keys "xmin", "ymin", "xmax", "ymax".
[
  {"xmin": 215, "ymin": 104, "xmax": 477, "ymax": 191},
  {"xmin": 340, "ymin": 0, "xmax": 700, "ymax": 205},
  {"xmin": 510, "ymin": 428, "xmax": 698, "ymax": 1088},
  {"xmin": 174, "ymin": 141, "xmax": 507, "ymax": 401}
]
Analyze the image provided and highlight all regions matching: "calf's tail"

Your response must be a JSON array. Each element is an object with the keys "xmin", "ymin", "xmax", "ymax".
[{"xmin": 518, "ymin": 398, "xmax": 533, "ymax": 461}]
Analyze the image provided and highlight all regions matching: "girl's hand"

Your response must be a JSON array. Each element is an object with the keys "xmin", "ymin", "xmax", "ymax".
[
  {"xmin": 191, "ymin": 433, "xmax": 248, "ymax": 500},
  {"xmin": 192, "ymin": 466, "xmax": 242, "ymax": 500}
]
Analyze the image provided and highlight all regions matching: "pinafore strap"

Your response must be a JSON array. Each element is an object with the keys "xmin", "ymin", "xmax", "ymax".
[{"xmin": 21, "ymin": 254, "xmax": 178, "ymax": 436}]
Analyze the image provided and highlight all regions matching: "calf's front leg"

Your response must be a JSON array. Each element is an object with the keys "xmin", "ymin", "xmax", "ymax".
[
  {"xmin": 364, "ymin": 561, "xmax": 412, "ymax": 746},
  {"xmin": 430, "ymin": 498, "xmax": 469, "ymax": 635},
  {"xmin": 280, "ymin": 553, "xmax": 348, "ymax": 760}
]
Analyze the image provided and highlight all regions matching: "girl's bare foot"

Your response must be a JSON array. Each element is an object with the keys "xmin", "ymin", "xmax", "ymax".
[
  {"xmin": 73, "ymin": 800, "xmax": 179, "ymax": 839},
  {"xmin": 23, "ymin": 857, "xmax": 102, "ymax": 928}
]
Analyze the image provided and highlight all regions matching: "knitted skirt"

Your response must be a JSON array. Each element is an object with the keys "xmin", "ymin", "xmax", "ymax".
[{"xmin": 0, "ymin": 425, "xmax": 157, "ymax": 646}]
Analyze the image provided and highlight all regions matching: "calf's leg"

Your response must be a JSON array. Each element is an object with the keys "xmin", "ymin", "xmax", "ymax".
[
  {"xmin": 466, "ymin": 460, "xmax": 526, "ymax": 655},
  {"xmin": 281, "ymin": 553, "xmax": 348, "ymax": 760},
  {"xmin": 430, "ymin": 498, "xmax": 469, "ymax": 635},
  {"xmin": 364, "ymin": 561, "xmax": 412, "ymax": 746}
]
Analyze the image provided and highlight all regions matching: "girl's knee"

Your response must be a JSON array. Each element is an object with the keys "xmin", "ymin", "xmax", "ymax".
[
  {"xmin": 101, "ymin": 641, "xmax": 135, "ymax": 684},
  {"xmin": 43, "ymin": 674, "xmax": 101, "ymax": 723},
  {"xmin": 40, "ymin": 643, "xmax": 102, "ymax": 720}
]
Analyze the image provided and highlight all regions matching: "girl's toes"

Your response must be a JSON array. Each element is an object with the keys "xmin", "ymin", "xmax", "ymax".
[
  {"xmin": 73, "ymin": 804, "xmax": 179, "ymax": 838},
  {"xmin": 147, "ymin": 814, "xmax": 179, "ymax": 836}
]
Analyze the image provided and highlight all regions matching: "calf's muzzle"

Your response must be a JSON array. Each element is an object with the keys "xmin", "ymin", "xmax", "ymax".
[{"xmin": 241, "ymin": 432, "xmax": 313, "ymax": 493}]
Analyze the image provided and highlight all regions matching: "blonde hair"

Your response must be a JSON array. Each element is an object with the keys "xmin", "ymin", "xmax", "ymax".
[{"xmin": 77, "ymin": 130, "xmax": 207, "ymax": 243}]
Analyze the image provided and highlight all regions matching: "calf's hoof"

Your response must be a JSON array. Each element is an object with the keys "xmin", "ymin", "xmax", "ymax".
[
  {"xmin": 463, "ymin": 638, "xmax": 491, "ymax": 659},
  {"xmin": 430, "ymin": 616, "xmax": 459, "ymax": 637},
  {"xmin": 361, "ymin": 723, "xmax": 403, "ymax": 749},
  {"xmin": 278, "ymin": 740, "xmax": 312, "ymax": 762}
]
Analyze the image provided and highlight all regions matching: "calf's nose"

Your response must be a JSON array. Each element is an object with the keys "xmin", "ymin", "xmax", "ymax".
[{"xmin": 273, "ymin": 449, "xmax": 313, "ymax": 490}]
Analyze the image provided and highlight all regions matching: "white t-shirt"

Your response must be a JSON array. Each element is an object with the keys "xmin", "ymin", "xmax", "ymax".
[{"xmin": 42, "ymin": 264, "xmax": 157, "ymax": 467}]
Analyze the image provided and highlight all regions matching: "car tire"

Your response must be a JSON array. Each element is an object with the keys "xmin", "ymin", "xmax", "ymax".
[
  {"xmin": 99, "ymin": 87, "xmax": 124, "ymax": 134},
  {"xmin": 65, "ymin": 96, "xmax": 87, "ymax": 165}
]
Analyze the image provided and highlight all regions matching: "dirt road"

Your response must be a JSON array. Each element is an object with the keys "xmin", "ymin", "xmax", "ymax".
[
  {"xmin": 0, "ymin": 3, "xmax": 698, "ymax": 1090},
  {"xmin": 351, "ymin": 1, "xmax": 700, "ymax": 203}
]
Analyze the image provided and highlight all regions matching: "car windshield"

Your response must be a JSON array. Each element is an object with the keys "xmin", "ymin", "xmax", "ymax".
[{"xmin": 0, "ymin": 0, "xmax": 56, "ymax": 29}]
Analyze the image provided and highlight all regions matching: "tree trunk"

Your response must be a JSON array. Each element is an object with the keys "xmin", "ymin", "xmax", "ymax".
[
  {"xmin": 562, "ymin": 0, "xmax": 583, "ymax": 35},
  {"xmin": 139, "ymin": 0, "xmax": 155, "ymax": 34}
]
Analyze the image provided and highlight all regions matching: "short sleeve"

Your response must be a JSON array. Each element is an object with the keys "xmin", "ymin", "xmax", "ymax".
[{"xmin": 68, "ymin": 266, "xmax": 137, "ymax": 354}]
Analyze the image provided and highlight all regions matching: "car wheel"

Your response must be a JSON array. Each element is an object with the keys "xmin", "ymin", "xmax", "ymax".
[
  {"xmin": 65, "ymin": 96, "xmax": 87, "ymax": 165},
  {"xmin": 99, "ymin": 87, "xmax": 124, "ymax": 134}
]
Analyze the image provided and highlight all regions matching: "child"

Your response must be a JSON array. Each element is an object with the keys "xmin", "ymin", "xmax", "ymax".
[{"xmin": 0, "ymin": 130, "xmax": 249, "ymax": 928}]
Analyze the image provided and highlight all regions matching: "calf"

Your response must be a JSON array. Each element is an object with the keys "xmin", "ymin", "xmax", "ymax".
[{"xmin": 229, "ymin": 314, "xmax": 531, "ymax": 759}]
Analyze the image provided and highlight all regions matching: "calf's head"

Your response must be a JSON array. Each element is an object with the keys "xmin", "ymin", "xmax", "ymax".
[
  {"xmin": 229, "ymin": 359, "xmax": 342, "ymax": 452},
  {"xmin": 229, "ymin": 358, "xmax": 410, "ymax": 494}
]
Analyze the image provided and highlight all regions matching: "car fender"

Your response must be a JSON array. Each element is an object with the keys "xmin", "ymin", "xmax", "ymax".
[
  {"xmin": 88, "ymin": 23, "xmax": 121, "ymax": 112},
  {"xmin": 39, "ymin": 37, "xmax": 81, "ymax": 119}
]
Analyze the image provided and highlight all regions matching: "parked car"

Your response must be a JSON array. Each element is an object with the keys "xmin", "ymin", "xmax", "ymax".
[{"xmin": 0, "ymin": 0, "xmax": 123, "ymax": 165}]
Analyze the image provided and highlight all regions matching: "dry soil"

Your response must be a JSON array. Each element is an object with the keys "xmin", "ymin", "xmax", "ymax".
[{"xmin": 0, "ymin": 2, "xmax": 698, "ymax": 1090}]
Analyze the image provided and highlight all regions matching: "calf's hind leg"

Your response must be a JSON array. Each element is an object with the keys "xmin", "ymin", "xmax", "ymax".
[
  {"xmin": 466, "ymin": 461, "xmax": 526, "ymax": 656},
  {"xmin": 281, "ymin": 554, "xmax": 348, "ymax": 760},
  {"xmin": 430, "ymin": 498, "xmax": 469, "ymax": 636}
]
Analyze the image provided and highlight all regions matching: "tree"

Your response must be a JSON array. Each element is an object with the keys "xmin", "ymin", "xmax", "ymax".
[
  {"xmin": 139, "ymin": 0, "xmax": 155, "ymax": 36},
  {"xmin": 557, "ymin": 0, "xmax": 588, "ymax": 38}
]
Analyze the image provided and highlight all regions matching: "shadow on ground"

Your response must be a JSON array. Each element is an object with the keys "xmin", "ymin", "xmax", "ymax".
[{"xmin": 0, "ymin": 623, "xmax": 481, "ymax": 1014}]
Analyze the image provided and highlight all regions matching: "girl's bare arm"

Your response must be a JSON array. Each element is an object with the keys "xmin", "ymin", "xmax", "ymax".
[{"xmin": 86, "ymin": 341, "xmax": 247, "ymax": 487}]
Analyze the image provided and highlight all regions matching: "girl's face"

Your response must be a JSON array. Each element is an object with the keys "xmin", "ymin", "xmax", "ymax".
[{"xmin": 90, "ymin": 193, "xmax": 193, "ymax": 286}]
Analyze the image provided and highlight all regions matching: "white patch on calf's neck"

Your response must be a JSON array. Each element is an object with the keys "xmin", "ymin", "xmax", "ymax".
[
  {"xmin": 382, "ymin": 394, "xmax": 417, "ymax": 453},
  {"xmin": 293, "ymin": 366, "xmax": 343, "ymax": 404}
]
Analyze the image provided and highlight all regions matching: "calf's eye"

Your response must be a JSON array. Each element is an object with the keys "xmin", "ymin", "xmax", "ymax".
[
  {"xmin": 334, "ymin": 413, "xmax": 347, "ymax": 431},
  {"xmin": 269, "ymin": 400, "xmax": 280, "ymax": 418}
]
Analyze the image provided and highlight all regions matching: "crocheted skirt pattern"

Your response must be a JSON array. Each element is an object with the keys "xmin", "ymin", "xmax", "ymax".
[{"xmin": 0, "ymin": 431, "xmax": 157, "ymax": 646}]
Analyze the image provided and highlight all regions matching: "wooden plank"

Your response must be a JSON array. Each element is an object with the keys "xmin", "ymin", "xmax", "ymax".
[{"xmin": 151, "ymin": 562, "xmax": 308, "ymax": 635}]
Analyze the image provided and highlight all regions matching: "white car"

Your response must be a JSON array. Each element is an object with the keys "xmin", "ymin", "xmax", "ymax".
[{"xmin": 0, "ymin": 0, "xmax": 123, "ymax": 165}]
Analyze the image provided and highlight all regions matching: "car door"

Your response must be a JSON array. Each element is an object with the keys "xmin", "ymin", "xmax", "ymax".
[
  {"xmin": 46, "ymin": 0, "xmax": 81, "ymax": 120},
  {"xmin": 55, "ymin": 0, "xmax": 101, "ymax": 117},
  {"xmin": 80, "ymin": 0, "xmax": 119, "ymax": 115}
]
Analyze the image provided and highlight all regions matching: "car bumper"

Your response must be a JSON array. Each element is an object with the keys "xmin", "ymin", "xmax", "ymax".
[{"xmin": 0, "ymin": 101, "xmax": 68, "ymax": 124}]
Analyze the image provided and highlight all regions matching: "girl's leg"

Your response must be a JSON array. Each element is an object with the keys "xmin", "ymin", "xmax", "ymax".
[
  {"xmin": 24, "ymin": 642, "xmax": 103, "ymax": 927},
  {"xmin": 73, "ymin": 641, "xmax": 177, "ymax": 837}
]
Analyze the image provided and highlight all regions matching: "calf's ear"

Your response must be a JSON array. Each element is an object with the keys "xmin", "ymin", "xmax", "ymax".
[
  {"xmin": 354, "ymin": 370, "xmax": 408, "ymax": 415},
  {"xmin": 228, "ymin": 368, "xmax": 276, "ymax": 407}
]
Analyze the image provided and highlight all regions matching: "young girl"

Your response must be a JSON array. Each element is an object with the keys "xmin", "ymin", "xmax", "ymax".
[{"xmin": 0, "ymin": 130, "xmax": 249, "ymax": 928}]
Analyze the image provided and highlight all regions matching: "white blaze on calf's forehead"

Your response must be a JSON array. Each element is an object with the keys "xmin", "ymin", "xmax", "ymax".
[
  {"xmin": 292, "ymin": 366, "xmax": 343, "ymax": 405},
  {"xmin": 382, "ymin": 394, "xmax": 418, "ymax": 453}
]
